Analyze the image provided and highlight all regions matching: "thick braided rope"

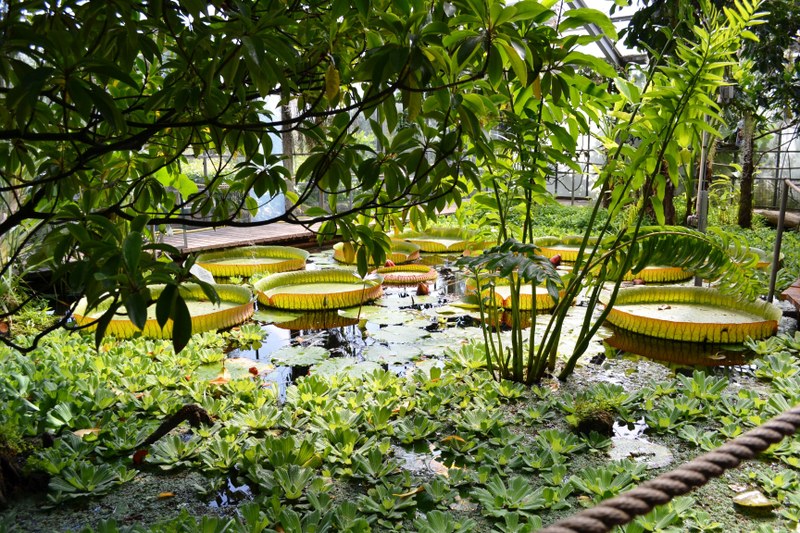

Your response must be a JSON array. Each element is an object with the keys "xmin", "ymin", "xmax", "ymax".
[{"xmin": 538, "ymin": 404, "xmax": 800, "ymax": 533}]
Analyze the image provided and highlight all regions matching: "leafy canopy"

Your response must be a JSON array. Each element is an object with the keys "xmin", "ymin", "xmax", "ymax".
[{"xmin": 0, "ymin": 0, "xmax": 621, "ymax": 350}]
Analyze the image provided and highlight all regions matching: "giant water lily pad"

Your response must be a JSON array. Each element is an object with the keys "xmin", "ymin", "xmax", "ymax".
[
  {"xmin": 465, "ymin": 277, "xmax": 562, "ymax": 311},
  {"xmin": 601, "ymin": 287, "xmax": 781, "ymax": 343},
  {"xmin": 400, "ymin": 227, "xmax": 488, "ymax": 253},
  {"xmin": 533, "ymin": 235, "xmax": 599, "ymax": 262},
  {"xmin": 73, "ymin": 284, "xmax": 254, "ymax": 338},
  {"xmin": 269, "ymin": 345, "xmax": 330, "ymax": 366},
  {"xmin": 363, "ymin": 344, "xmax": 423, "ymax": 364},
  {"xmin": 252, "ymin": 308, "xmax": 303, "ymax": 325},
  {"xmin": 337, "ymin": 306, "xmax": 419, "ymax": 325},
  {"xmin": 255, "ymin": 270, "xmax": 383, "ymax": 310},
  {"xmin": 373, "ymin": 264, "xmax": 438, "ymax": 285},
  {"xmin": 370, "ymin": 325, "xmax": 431, "ymax": 344},
  {"xmin": 310, "ymin": 358, "xmax": 382, "ymax": 378},
  {"xmin": 621, "ymin": 266, "xmax": 694, "ymax": 283},
  {"xmin": 333, "ymin": 240, "xmax": 421, "ymax": 265},
  {"xmin": 195, "ymin": 246, "xmax": 308, "ymax": 277}
]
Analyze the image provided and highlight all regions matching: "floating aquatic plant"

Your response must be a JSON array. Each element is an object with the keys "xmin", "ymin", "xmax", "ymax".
[
  {"xmin": 195, "ymin": 245, "xmax": 309, "ymax": 277},
  {"xmin": 333, "ymin": 240, "xmax": 421, "ymax": 265},
  {"xmin": 254, "ymin": 269, "xmax": 383, "ymax": 310},
  {"xmin": 72, "ymin": 284, "xmax": 254, "ymax": 338},
  {"xmin": 533, "ymin": 235, "xmax": 600, "ymax": 262},
  {"xmin": 373, "ymin": 264, "xmax": 438, "ymax": 285},
  {"xmin": 401, "ymin": 227, "xmax": 488, "ymax": 253},
  {"xmin": 601, "ymin": 286, "xmax": 781, "ymax": 343}
]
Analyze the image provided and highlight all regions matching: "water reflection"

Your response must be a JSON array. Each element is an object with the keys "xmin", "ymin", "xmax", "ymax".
[{"xmin": 603, "ymin": 325, "xmax": 754, "ymax": 366}]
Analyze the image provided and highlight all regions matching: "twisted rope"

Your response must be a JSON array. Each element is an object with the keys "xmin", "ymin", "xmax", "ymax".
[{"xmin": 538, "ymin": 404, "xmax": 800, "ymax": 533}]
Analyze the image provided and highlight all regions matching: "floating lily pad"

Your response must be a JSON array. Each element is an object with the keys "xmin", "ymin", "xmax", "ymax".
[
  {"xmin": 337, "ymin": 306, "xmax": 419, "ymax": 325},
  {"xmin": 369, "ymin": 325, "xmax": 431, "ymax": 344},
  {"xmin": 533, "ymin": 235, "xmax": 599, "ymax": 262},
  {"xmin": 73, "ymin": 284, "xmax": 254, "ymax": 338},
  {"xmin": 601, "ymin": 287, "xmax": 781, "ymax": 343},
  {"xmin": 465, "ymin": 277, "xmax": 562, "ymax": 311},
  {"xmin": 362, "ymin": 344, "xmax": 422, "ymax": 364},
  {"xmin": 255, "ymin": 269, "xmax": 383, "ymax": 310},
  {"xmin": 416, "ymin": 328, "xmax": 484, "ymax": 356},
  {"xmin": 252, "ymin": 308, "xmax": 303, "ymax": 324},
  {"xmin": 309, "ymin": 358, "xmax": 382, "ymax": 378},
  {"xmin": 400, "ymin": 227, "xmax": 488, "ymax": 253},
  {"xmin": 195, "ymin": 246, "xmax": 308, "ymax": 277},
  {"xmin": 333, "ymin": 240, "xmax": 421, "ymax": 265},
  {"xmin": 373, "ymin": 264, "xmax": 438, "ymax": 284},
  {"xmin": 621, "ymin": 266, "xmax": 694, "ymax": 283},
  {"xmin": 270, "ymin": 345, "xmax": 330, "ymax": 366}
]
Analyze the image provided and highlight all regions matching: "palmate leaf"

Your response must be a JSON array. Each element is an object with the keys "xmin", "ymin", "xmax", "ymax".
[
  {"xmin": 457, "ymin": 239, "xmax": 562, "ymax": 287},
  {"xmin": 598, "ymin": 226, "xmax": 764, "ymax": 300}
]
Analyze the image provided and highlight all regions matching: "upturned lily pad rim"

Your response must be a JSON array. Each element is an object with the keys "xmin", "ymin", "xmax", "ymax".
[
  {"xmin": 254, "ymin": 269, "xmax": 384, "ymax": 310},
  {"xmin": 73, "ymin": 283, "xmax": 254, "ymax": 338},
  {"xmin": 600, "ymin": 286, "xmax": 781, "ymax": 343},
  {"xmin": 373, "ymin": 264, "xmax": 438, "ymax": 284},
  {"xmin": 332, "ymin": 240, "xmax": 421, "ymax": 265},
  {"xmin": 621, "ymin": 265, "xmax": 694, "ymax": 283},
  {"xmin": 195, "ymin": 245, "xmax": 309, "ymax": 277},
  {"xmin": 400, "ymin": 226, "xmax": 488, "ymax": 252},
  {"xmin": 533, "ymin": 235, "xmax": 599, "ymax": 261}
]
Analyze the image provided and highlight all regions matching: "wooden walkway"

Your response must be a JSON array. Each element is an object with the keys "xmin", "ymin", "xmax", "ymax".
[{"xmin": 159, "ymin": 222, "xmax": 320, "ymax": 254}]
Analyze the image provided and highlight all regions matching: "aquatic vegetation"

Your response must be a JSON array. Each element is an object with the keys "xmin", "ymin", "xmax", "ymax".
[
  {"xmin": 72, "ymin": 283, "xmax": 255, "ymax": 339},
  {"xmin": 195, "ymin": 246, "xmax": 309, "ymax": 277},
  {"xmin": 255, "ymin": 269, "xmax": 383, "ymax": 310},
  {"xmin": 334, "ymin": 240, "xmax": 421, "ymax": 265},
  {"xmin": 400, "ymin": 227, "xmax": 487, "ymax": 253},
  {"xmin": 601, "ymin": 286, "xmax": 781, "ymax": 343}
]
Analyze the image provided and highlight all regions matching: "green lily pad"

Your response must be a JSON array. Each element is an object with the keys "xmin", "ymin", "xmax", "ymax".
[
  {"xmin": 362, "ymin": 344, "xmax": 422, "ymax": 364},
  {"xmin": 341, "ymin": 361, "xmax": 384, "ymax": 378},
  {"xmin": 269, "ymin": 345, "xmax": 330, "ymax": 366},
  {"xmin": 309, "ymin": 357, "xmax": 382, "ymax": 378},
  {"xmin": 252, "ymin": 308, "xmax": 303, "ymax": 324},
  {"xmin": 369, "ymin": 325, "xmax": 431, "ymax": 344},
  {"xmin": 416, "ymin": 328, "xmax": 484, "ymax": 356},
  {"xmin": 310, "ymin": 357, "xmax": 354, "ymax": 377},
  {"xmin": 337, "ymin": 306, "xmax": 419, "ymax": 325}
]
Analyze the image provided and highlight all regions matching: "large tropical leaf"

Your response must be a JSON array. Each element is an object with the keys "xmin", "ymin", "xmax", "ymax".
[
  {"xmin": 333, "ymin": 240, "xmax": 420, "ymax": 265},
  {"xmin": 72, "ymin": 284, "xmax": 254, "ymax": 338},
  {"xmin": 600, "ymin": 286, "xmax": 781, "ymax": 343},
  {"xmin": 373, "ymin": 264, "xmax": 437, "ymax": 285},
  {"xmin": 401, "ymin": 227, "xmax": 489, "ymax": 253},
  {"xmin": 195, "ymin": 246, "xmax": 309, "ymax": 278},
  {"xmin": 254, "ymin": 269, "xmax": 383, "ymax": 310}
]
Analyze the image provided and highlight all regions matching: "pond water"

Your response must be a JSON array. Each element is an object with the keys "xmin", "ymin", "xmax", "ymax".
[{"xmin": 225, "ymin": 248, "xmax": 774, "ymax": 397}]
